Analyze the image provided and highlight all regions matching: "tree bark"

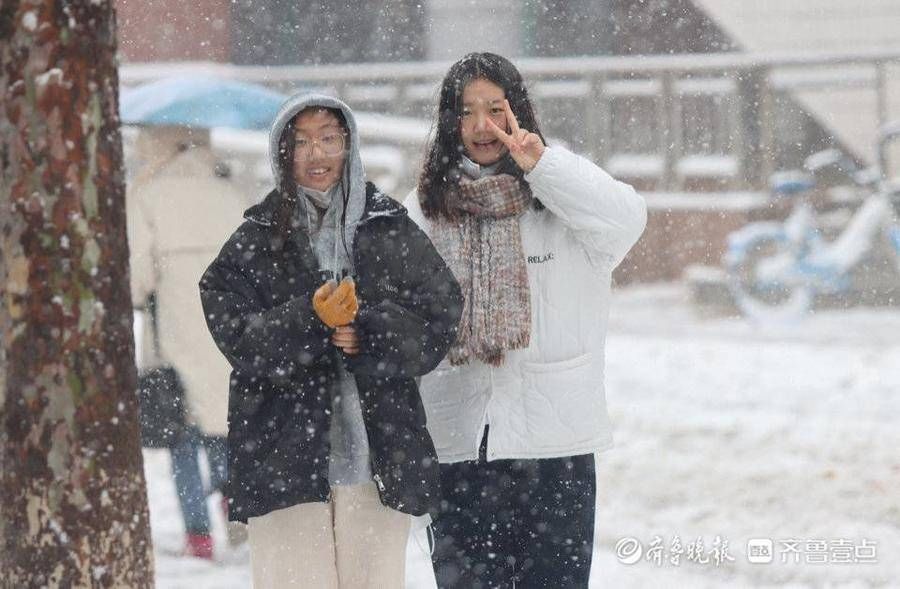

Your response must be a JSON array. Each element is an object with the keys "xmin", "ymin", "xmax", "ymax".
[{"xmin": 0, "ymin": 1, "xmax": 154, "ymax": 586}]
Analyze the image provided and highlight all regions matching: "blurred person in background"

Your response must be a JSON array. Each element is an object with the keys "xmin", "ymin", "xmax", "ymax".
[
  {"xmin": 199, "ymin": 93, "xmax": 462, "ymax": 588},
  {"xmin": 405, "ymin": 52, "xmax": 647, "ymax": 588},
  {"xmin": 128, "ymin": 126, "xmax": 248, "ymax": 558}
]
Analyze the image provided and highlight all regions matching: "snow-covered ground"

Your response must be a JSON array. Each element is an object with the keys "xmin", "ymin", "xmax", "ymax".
[{"xmin": 145, "ymin": 283, "xmax": 900, "ymax": 588}]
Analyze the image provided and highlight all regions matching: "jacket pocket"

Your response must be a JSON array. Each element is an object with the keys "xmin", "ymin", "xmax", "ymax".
[{"xmin": 521, "ymin": 352, "xmax": 601, "ymax": 447}]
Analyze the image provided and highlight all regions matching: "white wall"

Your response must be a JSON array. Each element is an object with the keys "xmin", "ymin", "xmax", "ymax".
[
  {"xmin": 693, "ymin": 0, "xmax": 900, "ymax": 163},
  {"xmin": 693, "ymin": 0, "xmax": 900, "ymax": 53}
]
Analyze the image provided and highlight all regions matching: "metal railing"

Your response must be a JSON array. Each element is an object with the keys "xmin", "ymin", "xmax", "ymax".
[{"xmin": 121, "ymin": 49, "xmax": 900, "ymax": 192}]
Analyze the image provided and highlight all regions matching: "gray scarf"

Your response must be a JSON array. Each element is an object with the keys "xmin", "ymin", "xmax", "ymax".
[
  {"xmin": 294, "ymin": 182, "xmax": 370, "ymax": 485},
  {"xmin": 293, "ymin": 183, "xmax": 354, "ymax": 280}
]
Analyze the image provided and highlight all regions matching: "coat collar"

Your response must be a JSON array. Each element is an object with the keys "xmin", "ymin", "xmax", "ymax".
[{"xmin": 243, "ymin": 182, "xmax": 405, "ymax": 228}]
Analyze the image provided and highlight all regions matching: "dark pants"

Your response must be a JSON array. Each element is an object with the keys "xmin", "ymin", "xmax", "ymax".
[
  {"xmin": 431, "ymin": 428, "xmax": 596, "ymax": 588},
  {"xmin": 170, "ymin": 430, "xmax": 228, "ymax": 535}
]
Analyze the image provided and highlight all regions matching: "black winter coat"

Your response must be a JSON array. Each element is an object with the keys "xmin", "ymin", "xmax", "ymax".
[{"xmin": 199, "ymin": 184, "xmax": 463, "ymax": 522}]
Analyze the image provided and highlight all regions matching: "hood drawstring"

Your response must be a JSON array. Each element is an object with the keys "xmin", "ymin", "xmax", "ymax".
[
  {"xmin": 332, "ymin": 182, "xmax": 344, "ymax": 282},
  {"xmin": 329, "ymin": 164, "xmax": 354, "ymax": 283}
]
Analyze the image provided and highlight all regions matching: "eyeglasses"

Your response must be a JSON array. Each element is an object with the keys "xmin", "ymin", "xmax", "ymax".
[{"xmin": 293, "ymin": 132, "xmax": 346, "ymax": 160}]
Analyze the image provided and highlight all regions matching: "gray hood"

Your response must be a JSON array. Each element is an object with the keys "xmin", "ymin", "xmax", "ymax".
[{"xmin": 268, "ymin": 92, "xmax": 367, "ymax": 272}]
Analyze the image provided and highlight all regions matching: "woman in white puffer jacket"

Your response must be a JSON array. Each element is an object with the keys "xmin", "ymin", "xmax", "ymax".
[{"xmin": 404, "ymin": 52, "xmax": 647, "ymax": 589}]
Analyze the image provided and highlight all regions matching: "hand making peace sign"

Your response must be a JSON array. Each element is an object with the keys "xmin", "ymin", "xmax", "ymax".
[{"xmin": 486, "ymin": 99, "xmax": 546, "ymax": 173}]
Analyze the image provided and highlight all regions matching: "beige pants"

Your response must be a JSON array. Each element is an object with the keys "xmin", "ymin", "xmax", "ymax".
[{"xmin": 247, "ymin": 483, "xmax": 410, "ymax": 588}]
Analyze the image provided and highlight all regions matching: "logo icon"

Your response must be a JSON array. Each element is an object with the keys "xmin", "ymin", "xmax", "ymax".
[
  {"xmin": 615, "ymin": 537, "xmax": 644, "ymax": 565},
  {"xmin": 747, "ymin": 538, "xmax": 773, "ymax": 564}
]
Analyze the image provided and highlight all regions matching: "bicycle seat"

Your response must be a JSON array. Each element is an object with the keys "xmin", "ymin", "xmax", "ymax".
[{"xmin": 769, "ymin": 171, "xmax": 814, "ymax": 196}]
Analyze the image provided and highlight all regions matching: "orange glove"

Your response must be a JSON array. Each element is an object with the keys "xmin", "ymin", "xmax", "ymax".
[{"xmin": 312, "ymin": 277, "xmax": 358, "ymax": 328}]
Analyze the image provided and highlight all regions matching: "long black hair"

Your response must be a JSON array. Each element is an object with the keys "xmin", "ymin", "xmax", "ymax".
[
  {"xmin": 272, "ymin": 106, "xmax": 351, "ymax": 258},
  {"xmin": 417, "ymin": 52, "xmax": 546, "ymax": 220}
]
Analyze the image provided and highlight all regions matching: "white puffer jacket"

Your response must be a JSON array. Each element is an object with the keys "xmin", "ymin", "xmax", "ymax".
[{"xmin": 404, "ymin": 145, "xmax": 647, "ymax": 462}]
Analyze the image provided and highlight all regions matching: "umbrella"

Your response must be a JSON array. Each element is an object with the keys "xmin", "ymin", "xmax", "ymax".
[{"xmin": 120, "ymin": 76, "xmax": 286, "ymax": 130}]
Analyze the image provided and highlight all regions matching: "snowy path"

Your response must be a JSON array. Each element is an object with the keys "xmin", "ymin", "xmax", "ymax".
[{"xmin": 146, "ymin": 284, "xmax": 900, "ymax": 588}]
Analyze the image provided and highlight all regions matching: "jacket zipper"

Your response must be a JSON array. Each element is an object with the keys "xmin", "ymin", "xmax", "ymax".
[
  {"xmin": 479, "ymin": 364, "xmax": 496, "ymax": 462},
  {"xmin": 372, "ymin": 472, "xmax": 386, "ymax": 492}
]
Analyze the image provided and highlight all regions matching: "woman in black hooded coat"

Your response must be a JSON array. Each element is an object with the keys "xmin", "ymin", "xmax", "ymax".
[{"xmin": 199, "ymin": 93, "xmax": 462, "ymax": 587}]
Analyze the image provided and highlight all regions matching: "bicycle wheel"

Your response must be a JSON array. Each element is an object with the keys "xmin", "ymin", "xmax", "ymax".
[{"xmin": 724, "ymin": 223, "xmax": 814, "ymax": 320}]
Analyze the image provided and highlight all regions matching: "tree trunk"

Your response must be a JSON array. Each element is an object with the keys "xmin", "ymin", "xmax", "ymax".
[{"xmin": 0, "ymin": 1, "xmax": 154, "ymax": 585}]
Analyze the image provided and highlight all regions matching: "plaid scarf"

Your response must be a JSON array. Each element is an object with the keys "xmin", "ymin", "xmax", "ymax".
[{"xmin": 431, "ymin": 174, "xmax": 532, "ymax": 366}]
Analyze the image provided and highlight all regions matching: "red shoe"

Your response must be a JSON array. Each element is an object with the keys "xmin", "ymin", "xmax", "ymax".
[{"xmin": 185, "ymin": 533, "xmax": 214, "ymax": 560}]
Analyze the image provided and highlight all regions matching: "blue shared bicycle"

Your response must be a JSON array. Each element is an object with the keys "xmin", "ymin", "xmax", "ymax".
[{"xmin": 724, "ymin": 123, "xmax": 900, "ymax": 319}]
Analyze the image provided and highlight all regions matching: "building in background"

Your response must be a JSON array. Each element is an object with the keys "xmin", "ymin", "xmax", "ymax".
[
  {"xmin": 116, "ymin": 0, "xmax": 426, "ymax": 64},
  {"xmin": 115, "ymin": 0, "xmax": 900, "ymax": 283},
  {"xmin": 115, "ymin": 0, "xmax": 732, "ymax": 64},
  {"xmin": 115, "ymin": 0, "xmax": 900, "ymax": 169}
]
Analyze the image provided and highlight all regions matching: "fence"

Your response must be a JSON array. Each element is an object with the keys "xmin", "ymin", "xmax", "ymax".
[{"xmin": 122, "ymin": 49, "xmax": 900, "ymax": 193}]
